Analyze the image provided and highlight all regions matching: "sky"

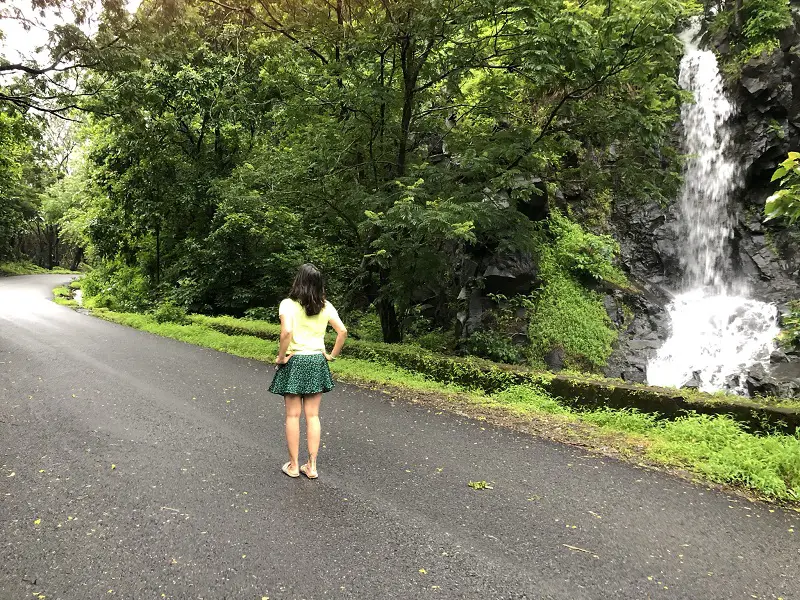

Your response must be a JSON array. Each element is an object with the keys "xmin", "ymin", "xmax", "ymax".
[{"xmin": 1, "ymin": 0, "xmax": 141, "ymax": 63}]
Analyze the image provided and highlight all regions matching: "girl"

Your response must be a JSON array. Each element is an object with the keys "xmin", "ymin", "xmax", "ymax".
[{"xmin": 269, "ymin": 263, "xmax": 347, "ymax": 479}]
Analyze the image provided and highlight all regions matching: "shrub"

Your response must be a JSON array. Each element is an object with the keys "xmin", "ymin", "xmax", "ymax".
[
  {"xmin": 521, "ymin": 212, "xmax": 625, "ymax": 371},
  {"xmin": 778, "ymin": 299, "xmax": 800, "ymax": 351},
  {"xmin": 0, "ymin": 261, "xmax": 49, "ymax": 275},
  {"xmin": 546, "ymin": 210, "xmax": 627, "ymax": 287},
  {"xmin": 464, "ymin": 330, "xmax": 525, "ymax": 364},
  {"xmin": 349, "ymin": 311, "xmax": 384, "ymax": 342},
  {"xmin": 81, "ymin": 260, "xmax": 152, "ymax": 312},
  {"xmin": 244, "ymin": 306, "xmax": 273, "ymax": 321},
  {"xmin": 412, "ymin": 329, "xmax": 457, "ymax": 354},
  {"xmin": 528, "ymin": 273, "xmax": 618, "ymax": 371},
  {"xmin": 152, "ymin": 301, "xmax": 188, "ymax": 324},
  {"xmin": 741, "ymin": 0, "xmax": 792, "ymax": 41}
]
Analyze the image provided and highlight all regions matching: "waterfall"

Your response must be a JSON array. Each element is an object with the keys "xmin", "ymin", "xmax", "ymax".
[
  {"xmin": 675, "ymin": 21, "xmax": 738, "ymax": 291},
  {"xmin": 646, "ymin": 20, "xmax": 780, "ymax": 394}
]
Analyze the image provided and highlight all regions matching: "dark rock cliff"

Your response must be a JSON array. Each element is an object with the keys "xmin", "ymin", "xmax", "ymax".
[{"xmin": 726, "ymin": 8, "xmax": 800, "ymax": 306}]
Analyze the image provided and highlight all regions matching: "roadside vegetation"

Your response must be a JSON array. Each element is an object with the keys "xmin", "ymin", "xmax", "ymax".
[
  {"xmin": 80, "ymin": 300, "xmax": 800, "ymax": 503},
  {"xmin": 52, "ymin": 285, "xmax": 79, "ymax": 307},
  {"xmin": 0, "ymin": 261, "xmax": 76, "ymax": 276}
]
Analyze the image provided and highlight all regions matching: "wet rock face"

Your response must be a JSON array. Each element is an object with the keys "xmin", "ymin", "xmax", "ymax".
[
  {"xmin": 602, "ymin": 15, "xmax": 800, "ymax": 393},
  {"xmin": 745, "ymin": 361, "xmax": 800, "ymax": 398},
  {"xmin": 602, "ymin": 291, "xmax": 670, "ymax": 384},
  {"xmin": 726, "ymin": 12, "xmax": 800, "ymax": 303},
  {"xmin": 612, "ymin": 13, "xmax": 800, "ymax": 305},
  {"xmin": 455, "ymin": 251, "xmax": 538, "ymax": 341},
  {"xmin": 610, "ymin": 197, "xmax": 682, "ymax": 292}
]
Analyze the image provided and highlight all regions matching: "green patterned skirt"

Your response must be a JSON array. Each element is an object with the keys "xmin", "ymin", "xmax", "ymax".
[{"xmin": 269, "ymin": 353, "xmax": 335, "ymax": 396}]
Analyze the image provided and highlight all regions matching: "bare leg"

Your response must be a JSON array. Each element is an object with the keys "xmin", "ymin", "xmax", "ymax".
[
  {"xmin": 284, "ymin": 394, "xmax": 302, "ymax": 475},
  {"xmin": 302, "ymin": 393, "xmax": 322, "ymax": 476}
]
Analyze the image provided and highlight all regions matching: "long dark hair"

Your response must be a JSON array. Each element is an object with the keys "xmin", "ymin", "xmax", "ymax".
[{"xmin": 289, "ymin": 263, "xmax": 326, "ymax": 316}]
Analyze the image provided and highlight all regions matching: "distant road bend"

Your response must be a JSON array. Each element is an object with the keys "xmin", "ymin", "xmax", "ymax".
[{"xmin": 1, "ymin": 274, "xmax": 798, "ymax": 599}]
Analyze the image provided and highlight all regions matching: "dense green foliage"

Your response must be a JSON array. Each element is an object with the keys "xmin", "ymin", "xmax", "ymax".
[
  {"xmin": 778, "ymin": 299, "xmax": 800, "ymax": 351},
  {"xmin": 5, "ymin": 0, "xmax": 698, "ymax": 369},
  {"xmin": 766, "ymin": 151, "xmax": 800, "ymax": 224},
  {"xmin": 0, "ymin": 111, "xmax": 40, "ymax": 260},
  {"xmin": 526, "ymin": 211, "xmax": 626, "ymax": 369}
]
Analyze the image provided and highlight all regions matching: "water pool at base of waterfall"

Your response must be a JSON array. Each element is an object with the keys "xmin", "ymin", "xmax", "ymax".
[{"xmin": 646, "ymin": 289, "xmax": 780, "ymax": 393}]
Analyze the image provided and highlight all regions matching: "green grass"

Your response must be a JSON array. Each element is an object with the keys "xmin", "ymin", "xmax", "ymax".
[
  {"xmin": 582, "ymin": 406, "xmax": 800, "ymax": 501},
  {"xmin": 94, "ymin": 309, "xmax": 280, "ymax": 361},
  {"xmin": 331, "ymin": 357, "xmax": 469, "ymax": 395},
  {"xmin": 82, "ymin": 307, "xmax": 800, "ymax": 502},
  {"xmin": 493, "ymin": 384, "xmax": 570, "ymax": 415},
  {"xmin": 189, "ymin": 314, "xmax": 282, "ymax": 337},
  {"xmin": 113, "ymin": 309, "xmax": 800, "ymax": 412},
  {"xmin": 1, "ymin": 260, "xmax": 77, "ymax": 276},
  {"xmin": 1, "ymin": 261, "xmax": 49, "ymax": 275},
  {"xmin": 52, "ymin": 285, "xmax": 79, "ymax": 307}
]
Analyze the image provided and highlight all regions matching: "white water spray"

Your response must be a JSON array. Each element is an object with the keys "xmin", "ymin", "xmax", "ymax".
[{"xmin": 646, "ymin": 21, "xmax": 779, "ymax": 393}]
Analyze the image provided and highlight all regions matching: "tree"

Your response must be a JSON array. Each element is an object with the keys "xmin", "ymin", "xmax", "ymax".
[
  {"xmin": 0, "ymin": 107, "xmax": 45, "ymax": 260},
  {"xmin": 199, "ymin": 0, "xmax": 691, "ymax": 340},
  {"xmin": 0, "ymin": 0, "xmax": 137, "ymax": 117},
  {"xmin": 55, "ymin": 0, "xmax": 694, "ymax": 347}
]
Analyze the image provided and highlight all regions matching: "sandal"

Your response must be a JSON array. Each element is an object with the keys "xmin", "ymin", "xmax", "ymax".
[
  {"xmin": 300, "ymin": 463, "xmax": 318, "ymax": 479},
  {"xmin": 281, "ymin": 462, "xmax": 300, "ymax": 478}
]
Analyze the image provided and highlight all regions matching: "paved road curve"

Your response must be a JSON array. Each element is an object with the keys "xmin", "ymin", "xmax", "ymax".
[{"xmin": 1, "ymin": 274, "xmax": 798, "ymax": 599}]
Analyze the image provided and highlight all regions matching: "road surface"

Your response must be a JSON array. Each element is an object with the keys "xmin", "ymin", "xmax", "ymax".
[{"xmin": 1, "ymin": 274, "xmax": 798, "ymax": 599}]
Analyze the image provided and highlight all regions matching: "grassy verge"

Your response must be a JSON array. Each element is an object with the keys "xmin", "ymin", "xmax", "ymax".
[
  {"xmin": 181, "ymin": 312, "xmax": 800, "ymax": 439},
  {"xmin": 88, "ymin": 306, "xmax": 800, "ymax": 503},
  {"xmin": 189, "ymin": 314, "xmax": 800, "ymax": 405},
  {"xmin": 52, "ymin": 286, "xmax": 79, "ymax": 307},
  {"xmin": 1, "ymin": 260, "xmax": 77, "ymax": 276}
]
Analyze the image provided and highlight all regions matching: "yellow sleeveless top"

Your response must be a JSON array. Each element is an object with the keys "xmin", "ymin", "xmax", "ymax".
[{"xmin": 279, "ymin": 298, "xmax": 339, "ymax": 354}]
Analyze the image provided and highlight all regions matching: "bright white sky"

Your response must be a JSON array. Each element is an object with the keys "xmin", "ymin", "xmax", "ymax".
[{"xmin": 1, "ymin": 0, "xmax": 140, "ymax": 63}]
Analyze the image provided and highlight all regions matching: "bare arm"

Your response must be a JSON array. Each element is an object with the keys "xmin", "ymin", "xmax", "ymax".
[
  {"xmin": 325, "ymin": 312, "xmax": 348, "ymax": 361},
  {"xmin": 276, "ymin": 313, "xmax": 293, "ymax": 364}
]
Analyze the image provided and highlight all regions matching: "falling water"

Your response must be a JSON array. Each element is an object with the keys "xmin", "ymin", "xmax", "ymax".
[
  {"xmin": 646, "ymin": 21, "xmax": 779, "ymax": 393},
  {"xmin": 675, "ymin": 21, "xmax": 738, "ymax": 291}
]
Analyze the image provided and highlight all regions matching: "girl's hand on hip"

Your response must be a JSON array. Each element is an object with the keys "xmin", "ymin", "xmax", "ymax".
[
  {"xmin": 275, "ymin": 353, "xmax": 293, "ymax": 365},
  {"xmin": 323, "ymin": 352, "xmax": 335, "ymax": 362}
]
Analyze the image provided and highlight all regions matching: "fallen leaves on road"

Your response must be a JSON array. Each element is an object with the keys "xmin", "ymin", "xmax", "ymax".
[{"xmin": 468, "ymin": 480, "xmax": 493, "ymax": 490}]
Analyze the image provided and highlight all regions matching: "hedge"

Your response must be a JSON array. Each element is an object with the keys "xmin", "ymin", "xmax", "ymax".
[{"xmin": 190, "ymin": 315, "xmax": 800, "ymax": 434}]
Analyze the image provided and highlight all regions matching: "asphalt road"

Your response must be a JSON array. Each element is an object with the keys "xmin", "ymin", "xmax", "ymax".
[{"xmin": 1, "ymin": 274, "xmax": 798, "ymax": 600}]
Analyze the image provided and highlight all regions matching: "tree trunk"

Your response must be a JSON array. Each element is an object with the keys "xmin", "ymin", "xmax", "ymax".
[
  {"xmin": 377, "ymin": 296, "xmax": 402, "ymax": 343},
  {"xmin": 46, "ymin": 225, "xmax": 54, "ymax": 270},
  {"xmin": 734, "ymin": 0, "xmax": 743, "ymax": 30},
  {"xmin": 70, "ymin": 247, "xmax": 84, "ymax": 272},
  {"xmin": 155, "ymin": 223, "xmax": 161, "ymax": 285},
  {"xmin": 397, "ymin": 34, "xmax": 418, "ymax": 177},
  {"xmin": 53, "ymin": 226, "xmax": 59, "ymax": 267}
]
